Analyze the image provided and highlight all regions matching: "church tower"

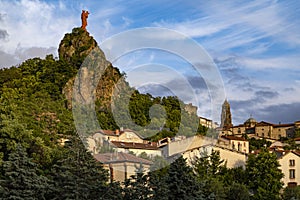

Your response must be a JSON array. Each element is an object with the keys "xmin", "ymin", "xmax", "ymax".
[{"xmin": 221, "ymin": 99, "xmax": 233, "ymax": 130}]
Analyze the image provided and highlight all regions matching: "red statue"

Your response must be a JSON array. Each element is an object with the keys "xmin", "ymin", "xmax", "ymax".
[{"xmin": 81, "ymin": 10, "xmax": 90, "ymax": 31}]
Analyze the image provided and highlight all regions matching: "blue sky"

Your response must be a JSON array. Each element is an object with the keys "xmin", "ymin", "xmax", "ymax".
[{"xmin": 0, "ymin": 0, "xmax": 300, "ymax": 125}]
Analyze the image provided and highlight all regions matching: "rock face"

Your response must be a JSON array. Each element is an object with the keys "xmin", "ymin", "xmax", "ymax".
[
  {"xmin": 59, "ymin": 28, "xmax": 127, "ymax": 110},
  {"xmin": 58, "ymin": 27, "xmax": 98, "ymax": 68}
]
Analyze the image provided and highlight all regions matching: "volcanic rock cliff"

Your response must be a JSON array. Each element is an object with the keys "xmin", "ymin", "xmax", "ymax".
[{"xmin": 59, "ymin": 28, "xmax": 128, "ymax": 110}]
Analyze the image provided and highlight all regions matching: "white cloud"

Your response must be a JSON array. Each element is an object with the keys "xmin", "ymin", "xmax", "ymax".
[
  {"xmin": 239, "ymin": 56, "xmax": 300, "ymax": 70},
  {"xmin": 154, "ymin": 0, "xmax": 300, "ymax": 52},
  {"xmin": 0, "ymin": 0, "xmax": 77, "ymax": 55}
]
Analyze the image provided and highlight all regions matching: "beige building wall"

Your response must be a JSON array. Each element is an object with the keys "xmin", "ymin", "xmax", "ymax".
[
  {"xmin": 115, "ymin": 147, "xmax": 162, "ymax": 157},
  {"xmin": 118, "ymin": 131, "xmax": 144, "ymax": 143},
  {"xmin": 277, "ymin": 152, "xmax": 300, "ymax": 187},
  {"xmin": 213, "ymin": 146, "xmax": 247, "ymax": 168},
  {"xmin": 255, "ymin": 125, "xmax": 273, "ymax": 138},
  {"xmin": 103, "ymin": 162, "xmax": 151, "ymax": 183},
  {"xmin": 162, "ymin": 135, "xmax": 217, "ymax": 158},
  {"xmin": 199, "ymin": 117, "xmax": 212, "ymax": 128},
  {"xmin": 231, "ymin": 126, "xmax": 246, "ymax": 135},
  {"xmin": 180, "ymin": 145, "xmax": 247, "ymax": 169},
  {"xmin": 229, "ymin": 139, "xmax": 249, "ymax": 154},
  {"xmin": 182, "ymin": 145, "xmax": 214, "ymax": 165},
  {"xmin": 88, "ymin": 131, "xmax": 145, "ymax": 154},
  {"xmin": 272, "ymin": 126, "xmax": 294, "ymax": 139}
]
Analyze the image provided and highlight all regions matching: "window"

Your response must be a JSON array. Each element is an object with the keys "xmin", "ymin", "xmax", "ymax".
[
  {"xmin": 290, "ymin": 169, "xmax": 295, "ymax": 179},
  {"xmin": 290, "ymin": 159, "xmax": 295, "ymax": 166},
  {"xmin": 238, "ymin": 143, "xmax": 242, "ymax": 152}
]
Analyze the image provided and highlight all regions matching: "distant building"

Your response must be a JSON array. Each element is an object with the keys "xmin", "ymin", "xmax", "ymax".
[
  {"xmin": 221, "ymin": 118, "xmax": 299, "ymax": 140},
  {"xmin": 184, "ymin": 103, "xmax": 198, "ymax": 115},
  {"xmin": 94, "ymin": 152, "xmax": 152, "ymax": 183},
  {"xmin": 220, "ymin": 100, "xmax": 233, "ymax": 130},
  {"xmin": 199, "ymin": 116, "xmax": 218, "ymax": 129},
  {"xmin": 218, "ymin": 135, "xmax": 249, "ymax": 154}
]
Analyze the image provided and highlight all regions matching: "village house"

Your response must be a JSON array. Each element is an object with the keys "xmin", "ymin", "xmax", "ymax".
[
  {"xmin": 276, "ymin": 150, "xmax": 300, "ymax": 187},
  {"xmin": 162, "ymin": 135, "xmax": 248, "ymax": 168},
  {"xmin": 110, "ymin": 141, "xmax": 162, "ymax": 157},
  {"xmin": 94, "ymin": 152, "xmax": 152, "ymax": 183},
  {"xmin": 218, "ymin": 135, "xmax": 249, "ymax": 154},
  {"xmin": 87, "ymin": 128, "xmax": 145, "ymax": 154}
]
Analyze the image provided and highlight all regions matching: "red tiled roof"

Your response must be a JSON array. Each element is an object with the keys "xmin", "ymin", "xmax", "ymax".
[
  {"xmin": 221, "ymin": 135, "xmax": 247, "ymax": 141},
  {"xmin": 111, "ymin": 141, "xmax": 159, "ymax": 150},
  {"xmin": 293, "ymin": 150, "xmax": 300, "ymax": 157},
  {"xmin": 94, "ymin": 152, "xmax": 153, "ymax": 165}
]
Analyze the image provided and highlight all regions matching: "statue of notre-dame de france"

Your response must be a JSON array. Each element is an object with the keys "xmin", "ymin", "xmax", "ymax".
[{"xmin": 81, "ymin": 10, "xmax": 89, "ymax": 31}]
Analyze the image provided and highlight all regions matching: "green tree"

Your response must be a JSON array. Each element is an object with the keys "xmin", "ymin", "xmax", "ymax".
[
  {"xmin": 246, "ymin": 149, "xmax": 283, "ymax": 200},
  {"xmin": 166, "ymin": 156, "xmax": 204, "ymax": 200},
  {"xmin": 227, "ymin": 182, "xmax": 250, "ymax": 200},
  {"xmin": 148, "ymin": 167, "xmax": 169, "ymax": 200},
  {"xmin": 123, "ymin": 164, "xmax": 152, "ymax": 200},
  {"xmin": 249, "ymin": 138, "xmax": 272, "ymax": 151},
  {"xmin": 0, "ymin": 144, "xmax": 51, "ymax": 199},
  {"xmin": 192, "ymin": 150, "xmax": 228, "ymax": 200},
  {"xmin": 49, "ymin": 138, "xmax": 108, "ymax": 200},
  {"xmin": 282, "ymin": 186, "xmax": 300, "ymax": 200}
]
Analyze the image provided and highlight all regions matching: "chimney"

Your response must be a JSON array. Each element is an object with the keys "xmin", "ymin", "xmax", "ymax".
[
  {"xmin": 120, "ymin": 127, "xmax": 124, "ymax": 132},
  {"xmin": 115, "ymin": 129, "xmax": 120, "ymax": 135}
]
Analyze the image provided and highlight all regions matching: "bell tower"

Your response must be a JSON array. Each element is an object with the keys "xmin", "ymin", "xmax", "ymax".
[{"xmin": 221, "ymin": 99, "xmax": 233, "ymax": 130}]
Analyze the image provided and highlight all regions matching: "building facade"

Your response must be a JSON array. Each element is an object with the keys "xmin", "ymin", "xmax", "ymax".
[{"xmin": 277, "ymin": 151, "xmax": 300, "ymax": 187}]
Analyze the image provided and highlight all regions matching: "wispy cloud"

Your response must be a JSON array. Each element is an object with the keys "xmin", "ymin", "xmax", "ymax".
[{"xmin": 154, "ymin": 0, "xmax": 300, "ymax": 54}]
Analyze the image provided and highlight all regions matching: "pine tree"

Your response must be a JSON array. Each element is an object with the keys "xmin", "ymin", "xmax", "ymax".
[
  {"xmin": 166, "ymin": 156, "xmax": 205, "ymax": 200},
  {"xmin": 246, "ymin": 149, "xmax": 284, "ymax": 200},
  {"xmin": 192, "ymin": 150, "xmax": 228, "ymax": 199},
  {"xmin": 0, "ymin": 144, "xmax": 51, "ymax": 199},
  {"xmin": 49, "ymin": 138, "xmax": 108, "ymax": 199},
  {"xmin": 123, "ymin": 164, "xmax": 152, "ymax": 200},
  {"xmin": 148, "ymin": 167, "xmax": 169, "ymax": 200}
]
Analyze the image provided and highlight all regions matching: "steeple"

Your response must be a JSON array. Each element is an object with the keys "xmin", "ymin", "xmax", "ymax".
[{"xmin": 221, "ymin": 99, "xmax": 233, "ymax": 130}]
